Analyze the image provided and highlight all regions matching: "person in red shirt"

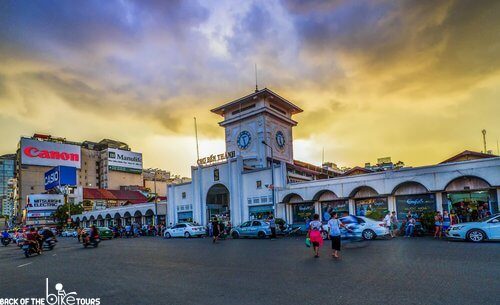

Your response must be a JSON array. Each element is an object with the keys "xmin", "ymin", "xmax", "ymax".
[{"xmin": 26, "ymin": 227, "xmax": 42, "ymax": 253}]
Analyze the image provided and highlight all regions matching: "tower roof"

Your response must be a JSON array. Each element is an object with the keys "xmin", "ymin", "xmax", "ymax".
[{"xmin": 211, "ymin": 88, "xmax": 303, "ymax": 116}]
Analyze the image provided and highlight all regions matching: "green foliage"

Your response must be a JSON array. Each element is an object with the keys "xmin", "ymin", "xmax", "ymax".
[
  {"xmin": 53, "ymin": 202, "xmax": 84, "ymax": 226},
  {"xmin": 419, "ymin": 212, "xmax": 436, "ymax": 233}
]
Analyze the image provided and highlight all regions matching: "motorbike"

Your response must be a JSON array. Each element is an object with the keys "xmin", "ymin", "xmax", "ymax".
[
  {"xmin": 1, "ymin": 237, "xmax": 11, "ymax": 247},
  {"xmin": 82, "ymin": 233, "xmax": 100, "ymax": 248},
  {"xmin": 43, "ymin": 237, "xmax": 57, "ymax": 251},
  {"xmin": 22, "ymin": 241, "xmax": 41, "ymax": 258}
]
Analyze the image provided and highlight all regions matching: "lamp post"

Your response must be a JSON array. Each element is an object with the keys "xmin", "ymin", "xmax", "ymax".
[
  {"xmin": 261, "ymin": 141, "xmax": 276, "ymax": 217},
  {"xmin": 153, "ymin": 169, "xmax": 158, "ymax": 227}
]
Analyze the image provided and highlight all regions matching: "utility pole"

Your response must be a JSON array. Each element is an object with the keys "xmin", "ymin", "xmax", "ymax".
[{"xmin": 482, "ymin": 129, "xmax": 487, "ymax": 153}]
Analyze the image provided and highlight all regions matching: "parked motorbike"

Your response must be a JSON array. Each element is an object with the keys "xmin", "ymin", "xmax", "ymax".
[
  {"xmin": 82, "ymin": 233, "xmax": 100, "ymax": 248},
  {"xmin": 1, "ymin": 237, "xmax": 11, "ymax": 247},
  {"xmin": 22, "ymin": 241, "xmax": 41, "ymax": 258},
  {"xmin": 43, "ymin": 237, "xmax": 57, "ymax": 251}
]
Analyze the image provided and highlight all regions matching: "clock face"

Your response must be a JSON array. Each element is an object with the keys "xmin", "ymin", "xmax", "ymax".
[
  {"xmin": 237, "ymin": 131, "xmax": 251, "ymax": 150},
  {"xmin": 275, "ymin": 131, "xmax": 285, "ymax": 149}
]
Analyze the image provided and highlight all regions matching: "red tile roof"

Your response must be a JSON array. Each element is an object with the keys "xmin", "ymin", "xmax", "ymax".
[{"xmin": 83, "ymin": 188, "xmax": 147, "ymax": 204}]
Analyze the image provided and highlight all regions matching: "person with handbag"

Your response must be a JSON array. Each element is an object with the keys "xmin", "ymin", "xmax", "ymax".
[{"xmin": 308, "ymin": 214, "xmax": 323, "ymax": 258}]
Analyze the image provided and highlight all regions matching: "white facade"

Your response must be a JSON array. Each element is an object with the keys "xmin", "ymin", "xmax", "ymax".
[{"xmin": 167, "ymin": 89, "xmax": 500, "ymax": 227}]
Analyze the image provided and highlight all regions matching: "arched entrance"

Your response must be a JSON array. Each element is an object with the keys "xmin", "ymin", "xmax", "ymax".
[
  {"xmin": 206, "ymin": 184, "xmax": 230, "ymax": 223},
  {"xmin": 444, "ymin": 176, "xmax": 497, "ymax": 221}
]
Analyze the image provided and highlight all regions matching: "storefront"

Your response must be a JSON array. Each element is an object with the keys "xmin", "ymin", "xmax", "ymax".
[
  {"xmin": 395, "ymin": 194, "xmax": 436, "ymax": 220},
  {"xmin": 321, "ymin": 200, "xmax": 349, "ymax": 221},
  {"xmin": 444, "ymin": 190, "xmax": 498, "ymax": 222},
  {"xmin": 355, "ymin": 197, "xmax": 388, "ymax": 221},
  {"xmin": 178, "ymin": 211, "xmax": 193, "ymax": 223},
  {"xmin": 249, "ymin": 205, "xmax": 274, "ymax": 220}
]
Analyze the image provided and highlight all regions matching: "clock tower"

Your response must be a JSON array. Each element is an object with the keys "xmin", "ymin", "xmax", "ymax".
[{"xmin": 211, "ymin": 88, "xmax": 303, "ymax": 168}]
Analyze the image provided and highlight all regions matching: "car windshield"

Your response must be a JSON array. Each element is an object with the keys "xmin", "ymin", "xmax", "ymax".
[{"xmin": 479, "ymin": 214, "xmax": 498, "ymax": 222}]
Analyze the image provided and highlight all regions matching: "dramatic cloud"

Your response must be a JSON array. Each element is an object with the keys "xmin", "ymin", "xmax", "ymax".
[{"xmin": 0, "ymin": 0, "xmax": 499, "ymax": 176}]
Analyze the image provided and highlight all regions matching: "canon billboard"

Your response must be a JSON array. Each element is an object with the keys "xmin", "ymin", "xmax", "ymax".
[{"xmin": 20, "ymin": 138, "xmax": 81, "ymax": 168}]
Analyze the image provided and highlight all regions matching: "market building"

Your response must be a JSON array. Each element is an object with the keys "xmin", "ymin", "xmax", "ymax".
[{"xmin": 166, "ymin": 88, "xmax": 500, "ymax": 228}]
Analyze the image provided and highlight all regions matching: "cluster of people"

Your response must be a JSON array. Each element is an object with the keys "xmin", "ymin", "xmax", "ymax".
[
  {"xmin": 208, "ymin": 218, "xmax": 232, "ymax": 243},
  {"xmin": 307, "ymin": 212, "xmax": 348, "ymax": 259},
  {"xmin": 2, "ymin": 227, "xmax": 57, "ymax": 253},
  {"xmin": 112, "ymin": 223, "xmax": 166, "ymax": 238}
]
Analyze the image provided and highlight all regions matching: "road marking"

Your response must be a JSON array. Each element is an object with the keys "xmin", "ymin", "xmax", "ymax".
[
  {"xmin": 17, "ymin": 262, "xmax": 33, "ymax": 268},
  {"xmin": 52, "ymin": 254, "xmax": 57, "ymax": 256}
]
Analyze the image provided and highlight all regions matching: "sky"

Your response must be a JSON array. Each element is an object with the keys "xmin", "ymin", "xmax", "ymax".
[{"xmin": 1, "ymin": 0, "xmax": 499, "ymax": 177}]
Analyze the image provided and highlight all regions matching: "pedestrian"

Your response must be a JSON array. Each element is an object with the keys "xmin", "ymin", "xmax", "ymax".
[
  {"xmin": 308, "ymin": 214, "xmax": 323, "ymax": 258},
  {"xmin": 434, "ymin": 211, "xmax": 443, "ymax": 238},
  {"xmin": 405, "ymin": 215, "xmax": 415, "ymax": 237},
  {"xmin": 208, "ymin": 221, "xmax": 213, "ymax": 237},
  {"xmin": 390, "ymin": 211, "xmax": 398, "ymax": 238},
  {"xmin": 268, "ymin": 214, "xmax": 277, "ymax": 240},
  {"xmin": 211, "ymin": 217, "xmax": 220, "ymax": 244},
  {"xmin": 327, "ymin": 212, "xmax": 347, "ymax": 259},
  {"xmin": 383, "ymin": 211, "xmax": 391, "ymax": 231},
  {"xmin": 125, "ymin": 224, "xmax": 132, "ymax": 238},
  {"xmin": 76, "ymin": 227, "xmax": 82, "ymax": 243},
  {"xmin": 442, "ymin": 210, "xmax": 451, "ymax": 233}
]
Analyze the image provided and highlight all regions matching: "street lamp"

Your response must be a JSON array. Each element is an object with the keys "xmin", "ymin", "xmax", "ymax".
[{"xmin": 261, "ymin": 141, "xmax": 276, "ymax": 217}]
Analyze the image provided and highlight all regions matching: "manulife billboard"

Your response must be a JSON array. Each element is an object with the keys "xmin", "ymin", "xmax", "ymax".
[{"xmin": 106, "ymin": 148, "xmax": 143, "ymax": 174}]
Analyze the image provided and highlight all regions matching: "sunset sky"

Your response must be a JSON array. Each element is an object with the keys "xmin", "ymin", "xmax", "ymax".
[{"xmin": 1, "ymin": 0, "xmax": 499, "ymax": 176}]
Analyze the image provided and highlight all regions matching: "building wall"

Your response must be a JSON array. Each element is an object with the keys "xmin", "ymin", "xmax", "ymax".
[
  {"xmin": 79, "ymin": 148, "xmax": 99, "ymax": 188},
  {"xmin": 144, "ymin": 180, "xmax": 167, "ymax": 196},
  {"xmin": 105, "ymin": 170, "xmax": 143, "ymax": 190}
]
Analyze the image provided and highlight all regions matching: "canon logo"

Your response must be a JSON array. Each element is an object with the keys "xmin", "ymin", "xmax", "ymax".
[{"xmin": 24, "ymin": 146, "xmax": 79, "ymax": 162}]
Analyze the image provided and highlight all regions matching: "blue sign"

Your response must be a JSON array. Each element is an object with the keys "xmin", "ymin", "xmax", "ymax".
[{"xmin": 44, "ymin": 166, "xmax": 77, "ymax": 190}]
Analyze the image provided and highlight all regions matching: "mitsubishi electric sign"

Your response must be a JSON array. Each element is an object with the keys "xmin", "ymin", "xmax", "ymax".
[
  {"xmin": 26, "ymin": 194, "xmax": 64, "ymax": 211},
  {"xmin": 20, "ymin": 138, "xmax": 81, "ymax": 168},
  {"xmin": 107, "ymin": 148, "xmax": 143, "ymax": 174}
]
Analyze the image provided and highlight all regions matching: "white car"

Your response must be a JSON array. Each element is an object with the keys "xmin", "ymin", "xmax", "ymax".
[
  {"xmin": 446, "ymin": 213, "xmax": 500, "ymax": 242},
  {"xmin": 321, "ymin": 215, "xmax": 390, "ymax": 240},
  {"xmin": 164, "ymin": 223, "xmax": 206, "ymax": 238},
  {"xmin": 61, "ymin": 230, "xmax": 77, "ymax": 237}
]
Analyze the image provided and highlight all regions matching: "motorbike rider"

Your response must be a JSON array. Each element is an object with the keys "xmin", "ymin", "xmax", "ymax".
[
  {"xmin": 40, "ymin": 227, "xmax": 57, "ymax": 244},
  {"xmin": 26, "ymin": 227, "xmax": 42, "ymax": 253},
  {"xmin": 86, "ymin": 225, "xmax": 99, "ymax": 243},
  {"xmin": 1, "ymin": 229, "xmax": 10, "ymax": 243}
]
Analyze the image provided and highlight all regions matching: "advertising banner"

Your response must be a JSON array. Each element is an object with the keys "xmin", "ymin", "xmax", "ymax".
[
  {"xmin": 20, "ymin": 138, "xmax": 81, "ymax": 168},
  {"xmin": 26, "ymin": 194, "xmax": 64, "ymax": 211},
  {"xmin": 44, "ymin": 166, "xmax": 77, "ymax": 190},
  {"xmin": 321, "ymin": 200, "xmax": 349, "ymax": 221},
  {"xmin": 107, "ymin": 148, "xmax": 142, "ymax": 174},
  {"xmin": 396, "ymin": 194, "xmax": 436, "ymax": 220},
  {"xmin": 355, "ymin": 197, "xmax": 388, "ymax": 221}
]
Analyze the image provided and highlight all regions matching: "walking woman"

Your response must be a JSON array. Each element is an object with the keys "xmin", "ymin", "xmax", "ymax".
[
  {"xmin": 442, "ymin": 210, "xmax": 451, "ymax": 234},
  {"xmin": 434, "ymin": 211, "xmax": 443, "ymax": 238},
  {"xmin": 211, "ymin": 217, "xmax": 220, "ymax": 244},
  {"xmin": 328, "ymin": 212, "xmax": 347, "ymax": 259},
  {"xmin": 308, "ymin": 214, "xmax": 323, "ymax": 258}
]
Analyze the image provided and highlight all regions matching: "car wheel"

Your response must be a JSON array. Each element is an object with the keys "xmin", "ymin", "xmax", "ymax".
[
  {"xmin": 467, "ymin": 229, "xmax": 485, "ymax": 242},
  {"xmin": 165, "ymin": 232, "xmax": 171, "ymax": 239},
  {"xmin": 232, "ymin": 232, "xmax": 239, "ymax": 239},
  {"xmin": 257, "ymin": 231, "xmax": 266, "ymax": 239},
  {"xmin": 362, "ymin": 229, "xmax": 375, "ymax": 240},
  {"xmin": 184, "ymin": 232, "xmax": 191, "ymax": 238}
]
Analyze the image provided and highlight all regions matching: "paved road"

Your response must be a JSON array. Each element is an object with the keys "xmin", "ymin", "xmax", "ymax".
[{"xmin": 0, "ymin": 236, "xmax": 498, "ymax": 305}]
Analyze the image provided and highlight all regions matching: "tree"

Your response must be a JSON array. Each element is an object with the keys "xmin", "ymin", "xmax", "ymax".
[{"xmin": 53, "ymin": 202, "xmax": 84, "ymax": 226}]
